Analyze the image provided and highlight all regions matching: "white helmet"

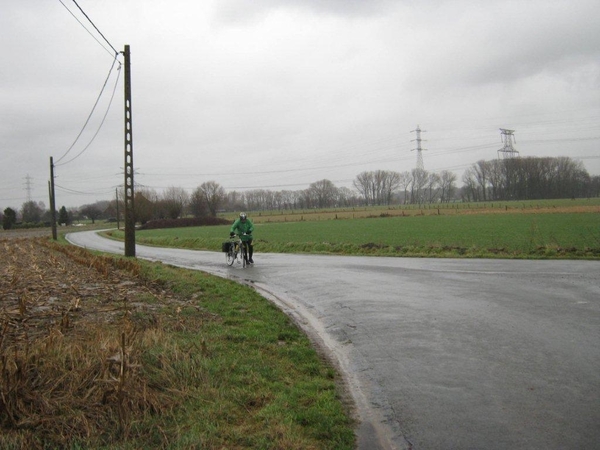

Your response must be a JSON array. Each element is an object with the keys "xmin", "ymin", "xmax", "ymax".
[{"xmin": 239, "ymin": 212, "xmax": 247, "ymax": 220}]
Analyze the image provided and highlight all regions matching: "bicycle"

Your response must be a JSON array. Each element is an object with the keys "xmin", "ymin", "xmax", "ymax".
[{"xmin": 224, "ymin": 234, "xmax": 250, "ymax": 268}]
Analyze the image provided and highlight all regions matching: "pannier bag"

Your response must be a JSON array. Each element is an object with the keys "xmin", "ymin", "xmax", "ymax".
[{"xmin": 222, "ymin": 241, "xmax": 232, "ymax": 252}]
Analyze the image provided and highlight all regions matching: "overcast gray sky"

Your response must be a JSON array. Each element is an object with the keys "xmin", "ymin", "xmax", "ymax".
[{"xmin": 1, "ymin": 0, "xmax": 599, "ymax": 209}]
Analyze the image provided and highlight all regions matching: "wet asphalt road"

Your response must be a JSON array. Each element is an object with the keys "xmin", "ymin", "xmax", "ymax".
[{"xmin": 67, "ymin": 231, "xmax": 600, "ymax": 450}]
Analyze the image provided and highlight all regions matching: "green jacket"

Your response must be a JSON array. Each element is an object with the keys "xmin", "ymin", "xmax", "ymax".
[{"xmin": 230, "ymin": 218, "xmax": 254, "ymax": 241}]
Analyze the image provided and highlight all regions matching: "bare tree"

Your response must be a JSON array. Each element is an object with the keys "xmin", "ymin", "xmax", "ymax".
[
  {"xmin": 225, "ymin": 190, "xmax": 244, "ymax": 212},
  {"xmin": 80, "ymin": 204, "xmax": 102, "ymax": 224},
  {"xmin": 189, "ymin": 189, "xmax": 209, "ymax": 218},
  {"xmin": 353, "ymin": 171, "xmax": 373, "ymax": 205},
  {"xmin": 589, "ymin": 175, "xmax": 600, "ymax": 198},
  {"xmin": 21, "ymin": 201, "xmax": 45, "ymax": 223},
  {"xmin": 133, "ymin": 188, "xmax": 159, "ymax": 224},
  {"xmin": 244, "ymin": 190, "xmax": 262, "ymax": 211},
  {"xmin": 336, "ymin": 186, "xmax": 360, "ymax": 207},
  {"xmin": 473, "ymin": 160, "xmax": 490, "ymax": 201},
  {"xmin": 284, "ymin": 190, "xmax": 302, "ymax": 209},
  {"xmin": 438, "ymin": 170, "xmax": 457, "ymax": 203},
  {"xmin": 410, "ymin": 169, "xmax": 429, "ymax": 204},
  {"xmin": 255, "ymin": 189, "xmax": 276, "ymax": 210},
  {"xmin": 501, "ymin": 157, "xmax": 520, "ymax": 200},
  {"xmin": 161, "ymin": 186, "xmax": 189, "ymax": 219},
  {"xmin": 425, "ymin": 172, "xmax": 441, "ymax": 203},
  {"xmin": 195, "ymin": 181, "xmax": 226, "ymax": 216},
  {"xmin": 308, "ymin": 179, "xmax": 338, "ymax": 208},
  {"xmin": 376, "ymin": 170, "xmax": 401, "ymax": 205},
  {"xmin": 461, "ymin": 168, "xmax": 479, "ymax": 202},
  {"xmin": 398, "ymin": 171, "xmax": 412, "ymax": 204},
  {"xmin": 354, "ymin": 171, "xmax": 401, "ymax": 205},
  {"xmin": 487, "ymin": 160, "xmax": 504, "ymax": 200}
]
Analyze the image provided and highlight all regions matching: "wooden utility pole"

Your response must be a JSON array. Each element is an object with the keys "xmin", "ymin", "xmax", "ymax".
[
  {"xmin": 49, "ymin": 157, "xmax": 57, "ymax": 240},
  {"xmin": 123, "ymin": 45, "xmax": 136, "ymax": 257}
]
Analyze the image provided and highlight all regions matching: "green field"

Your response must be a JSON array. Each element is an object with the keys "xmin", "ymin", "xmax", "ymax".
[{"xmin": 107, "ymin": 207, "xmax": 600, "ymax": 259}]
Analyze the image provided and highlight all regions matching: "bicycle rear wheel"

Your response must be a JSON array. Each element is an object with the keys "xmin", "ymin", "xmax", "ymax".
[{"xmin": 226, "ymin": 244, "xmax": 235, "ymax": 266}]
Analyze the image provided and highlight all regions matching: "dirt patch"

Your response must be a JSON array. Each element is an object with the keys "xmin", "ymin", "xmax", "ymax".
[
  {"xmin": 0, "ymin": 228, "xmax": 52, "ymax": 240},
  {"xmin": 360, "ymin": 242, "xmax": 385, "ymax": 250}
]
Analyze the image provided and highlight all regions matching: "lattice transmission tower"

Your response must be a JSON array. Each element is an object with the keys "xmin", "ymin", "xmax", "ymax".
[
  {"xmin": 24, "ymin": 174, "xmax": 33, "ymax": 202},
  {"xmin": 411, "ymin": 125, "xmax": 427, "ymax": 170},
  {"xmin": 497, "ymin": 128, "xmax": 519, "ymax": 159}
]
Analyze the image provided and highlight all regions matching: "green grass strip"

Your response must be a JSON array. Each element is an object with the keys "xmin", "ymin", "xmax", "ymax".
[
  {"xmin": 108, "ymin": 212, "xmax": 600, "ymax": 259},
  {"xmin": 130, "ymin": 262, "xmax": 354, "ymax": 449}
]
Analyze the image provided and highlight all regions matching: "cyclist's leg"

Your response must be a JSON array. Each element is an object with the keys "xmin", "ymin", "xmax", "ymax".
[{"xmin": 248, "ymin": 239, "xmax": 254, "ymax": 263}]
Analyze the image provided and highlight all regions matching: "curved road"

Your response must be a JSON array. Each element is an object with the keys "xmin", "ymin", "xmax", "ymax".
[{"xmin": 67, "ymin": 230, "xmax": 600, "ymax": 450}]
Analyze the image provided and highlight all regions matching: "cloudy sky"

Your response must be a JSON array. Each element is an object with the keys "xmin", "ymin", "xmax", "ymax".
[{"xmin": 1, "ymin": 0, "xmax": 599, "ymax": 209}]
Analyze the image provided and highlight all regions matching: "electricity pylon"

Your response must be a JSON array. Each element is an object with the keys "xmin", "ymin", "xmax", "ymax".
[
  {"xmin": 411, "ymin": 125, "xmax": 426, "ymax": 170},
  {"xmin": 497, "ymin": 128, "xmax": 519, "ymax": 159},
  {"xmin": 24, "ymin": 174, "xmax": 33, "ymax": 202}
]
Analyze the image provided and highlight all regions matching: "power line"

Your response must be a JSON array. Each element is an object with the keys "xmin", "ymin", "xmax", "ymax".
[
  {"xmin": 55, "ymin": 56, "xmax": 121, "ymax": 165},
  {"xmin": 56, "ymin": 0, "xmax": 123, "ymax": 166},
  {"xmin": 56, "ymin": 62, "xmax": 122, "ymax": 166},
  {"xmin": 137, "ymin": 142, "xmax": 499, "ymax": 179},
  {"xmin": 137, "ymin": 155, "xmax": 415, "ymax": 178},
  {"xmin": 70, "ymin": 0, "xmax": 119, "ymax": 56},
  {"xmin": 58, "ymin": 0, "xmax": 116, "ymax": 59},
  {"xmin": 55, "ymin": 183, "xmax": 116, "ymax": 196},
  {"xmin": 520, "ymin": 136, "xmax": 600, "ymax": 144}
]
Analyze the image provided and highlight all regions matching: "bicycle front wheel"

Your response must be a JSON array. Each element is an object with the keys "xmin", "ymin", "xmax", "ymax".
[{"xmin": 226, "ymin": 245, "xmax": 235, "ymax": 266}]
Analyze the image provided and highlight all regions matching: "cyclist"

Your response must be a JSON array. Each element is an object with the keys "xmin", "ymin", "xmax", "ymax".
[{"xmin": 230, "ymin": 212, "xmax": 254, "ymax": 264}]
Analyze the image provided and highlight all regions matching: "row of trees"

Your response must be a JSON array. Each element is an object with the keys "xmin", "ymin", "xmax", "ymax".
[
  {"xmin": 133, "ymin": 169, "xmax": 456, "ymax": 222},
  {"xmin": 128, "ymin": 156, "xmax": 596, "ymax": 222},
  {"xmin": 2, "ymin": 201, "xmax": 55, "ymax": 230},
  {"xmin": 353, "ymin": 169, "xmax": 458, "ymax": 205},
  {"xmin": 2, "ymin": 202, "xmax": 94, "ymax": 230},
  {"xmin": 135, "ymin": 181, "xmax": 361, "ymax": 224},
  {"xmin": 462, "ymin": 156, "xmax": 599, "ymax": 201},
  {"xmin": 2, "ymin": 156, "xmax": 598, "ymax": 229}
]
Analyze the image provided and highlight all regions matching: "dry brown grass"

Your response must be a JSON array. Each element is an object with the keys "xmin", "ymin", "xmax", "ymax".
[
  {"xmin": 248, "ymin": 202, "xmax": 600, "ymax": 223},
  {"xmin": 0, "ymin": 238, "xmax": 196, "ymax": 449}
]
